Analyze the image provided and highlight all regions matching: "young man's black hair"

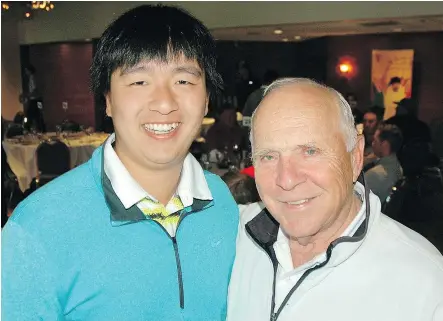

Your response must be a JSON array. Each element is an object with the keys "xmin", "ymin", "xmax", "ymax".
[{"xmin": 90, "ymin": 5, "xmax": 223, "ymax": 101}]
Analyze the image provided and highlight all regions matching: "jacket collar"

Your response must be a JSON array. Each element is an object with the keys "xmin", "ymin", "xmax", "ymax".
[
  {"xmin": 245, "ymin": 174, "xmax": 372, "ymax": 265},
  {"xmin": 103, "ymin": 133, "xmax": 212, "ymax": 209},
  {"xmin": 90, "ymin": 136, "xmax": 213, "ymax": 226}
]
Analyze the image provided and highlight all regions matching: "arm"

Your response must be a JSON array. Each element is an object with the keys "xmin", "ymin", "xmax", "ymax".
[{"xmin": 2, "ymin": 216, "xmax": 64, "ymax": 320}]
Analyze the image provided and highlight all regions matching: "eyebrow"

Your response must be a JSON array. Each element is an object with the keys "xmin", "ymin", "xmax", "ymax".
[
  {"xmin": 253, "ymin": 143, "xmax": 321, "ymax": 156},
  {"xmin": 119, "ymin": 64, "xmax": 202, "ymax": 78},
  {"xmin": 173, "ymin": 66, "xmax": 203, "ymax": 78},
  {"xmin": 120, "ymin": 64, "xmax": 151, "ymax": 76}
]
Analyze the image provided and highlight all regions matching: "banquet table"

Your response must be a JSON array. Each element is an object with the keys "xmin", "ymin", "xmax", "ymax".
[{"xmin": 2, "ymin": 132, "xmax": 109, "ymax": 192}]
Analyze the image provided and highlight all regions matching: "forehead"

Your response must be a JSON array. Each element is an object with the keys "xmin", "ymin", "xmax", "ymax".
[
  {"xmin": 253, "ymin": 85, "xmax": 343, "ymax": 147},
  {"xmin": 363, "ymin": 112, "xmax": 377, "ymax": 120},
  {"xmin": 117, "ymin": 54, "xmax": 202, "ymax": 75}
]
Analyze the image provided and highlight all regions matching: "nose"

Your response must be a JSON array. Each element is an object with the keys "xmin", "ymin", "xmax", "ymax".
[
  {"xmin": 275, "ymin": 156, "xmax": 305, "ymax": 191},
  {"xmin": 149, "ymin": 84, "xmax": 179, "ymax": 115}
]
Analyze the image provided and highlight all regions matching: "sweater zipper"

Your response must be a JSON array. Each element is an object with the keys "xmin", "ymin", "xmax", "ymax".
[{"xmin": 151, "ymin": 211, "xmax": 191, "ymax": 310}]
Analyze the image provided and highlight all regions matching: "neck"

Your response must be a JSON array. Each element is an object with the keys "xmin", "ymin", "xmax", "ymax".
[
  {"xmin": 365, "ymin": 133, "xmax": 374, "ymax": 145},
  {"xmin": 289, "ymin": 193, "xmax": 362, "ymax": 268},
  {"xmin": 115, "ymin": 144, "xmax": 183, "ymax": 205}
]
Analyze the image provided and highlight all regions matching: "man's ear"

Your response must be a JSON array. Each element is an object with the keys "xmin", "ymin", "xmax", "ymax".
[
  {"xmin": 105, "ymin": 94, "xmax": 112, "ymax": 117},
  {"xmin": 204, "ymin": 95, "xmax": 209, "ymax": 116},
  {"xmin": 351, "ymin": 135, "xmax": 365, "ymax": 182}
]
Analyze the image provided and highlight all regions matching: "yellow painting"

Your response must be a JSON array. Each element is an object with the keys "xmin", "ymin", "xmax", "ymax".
[{"xmin": 371, "ymin": 50, "xmax": 414, "ymax": 120}]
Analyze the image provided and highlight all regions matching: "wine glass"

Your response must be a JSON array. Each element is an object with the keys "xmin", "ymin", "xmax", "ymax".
[{"xmin": 56, "ymin": 125, "xmax": 62, "ymax": 137}]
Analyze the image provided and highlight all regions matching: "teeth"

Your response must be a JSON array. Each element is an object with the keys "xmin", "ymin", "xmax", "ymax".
[
  {"xmin": 288, "ymin": 199, "xmax": 309, "ymax": 205},
  {"xmin": 143, "ymin": 123, "xmax": 180, "ymax": 134}
]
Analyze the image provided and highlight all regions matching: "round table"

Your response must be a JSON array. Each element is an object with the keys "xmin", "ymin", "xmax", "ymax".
[{"xmin": 3, "ymin": 132, "xmax": 109, "ymax": 192}]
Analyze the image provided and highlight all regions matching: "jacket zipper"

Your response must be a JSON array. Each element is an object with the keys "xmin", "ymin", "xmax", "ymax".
[
  {"xmin": 172, "ymin": 236, "xmax": 184, "ymax": 308},
  {"xmin": 150, "ymin": 211, "xmax": 192, "ymax": 310},
  {"xmin": 269, "ymin": 244, "xmax": 334, "ymax": 321}
]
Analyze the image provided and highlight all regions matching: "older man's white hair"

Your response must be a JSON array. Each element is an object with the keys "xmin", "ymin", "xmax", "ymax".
[{"xmin": 250, "ymin": 78, "xmax": 358, "ymax": 152}]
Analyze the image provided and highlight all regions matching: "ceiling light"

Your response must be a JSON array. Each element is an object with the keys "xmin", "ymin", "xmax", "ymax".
[
  {"xmin": 282, "ymin": 38, "xmax": 289, "ymax": 42},
  {"xmin": 274, "ymin": 29, "xmax": 283, "ymax": 35},
  {"xmin": 31, "ymin": 1, "xmax": 55, "ymax": 11},
  {"xmin": 339, "ymin": 63, "xmax": 351, "ymax": 73},
  {"xmin": 294, "ymin": 36, "xmax": 302, "ymax": 40}
]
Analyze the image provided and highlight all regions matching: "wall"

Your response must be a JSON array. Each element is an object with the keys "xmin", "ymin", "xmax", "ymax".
[
  {"xmin": 216, "ymin": 39, "xmax": 328, "ymax": 84},
  {"xmin": 27, "ymin": 43, "xmax": 95, "ymax": 131},
  {"xmin": 1, "ymin": 16, "xmax": 23, "ymax": 120},
  {"xmin": 214, "ymin": 39, "xmax": 327, "ymax": 109},
  {"xmin": 17, "ymin": 2, "xmax": 443, "ymax": 44},
  {"xmin": 22, "ymin": 32, "xmax": 442, "ymax": 131},
  {"xmin": 325, "ymin": 31, "xmax": 443, "ymax": 124}
]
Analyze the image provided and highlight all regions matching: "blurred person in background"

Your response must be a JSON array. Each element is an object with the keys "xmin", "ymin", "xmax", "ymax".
[
  {"xmin": 362, "ymin": 106, "xmax": 384, "ymax": 170},
  {"xmin": 365, "ymin": 124, "xmax": 403, "ymax": 204},
  {"xmin": 222, "ymin": 171, "xmax": 260, "ymax": 205},
  {"xmin": 205, "ymin": 104, "xmax": 247, "ymax": 155},
  {"xmin": 243, "ymin": 70, "xmax": 280, "ymax": 117},
  {"xmin": 345, "ymin": 93, "xmax": 363, "ymax": 124},
  {"xmin": 21, "ymin": 65, "xmax": 46, "ymax": 132}
]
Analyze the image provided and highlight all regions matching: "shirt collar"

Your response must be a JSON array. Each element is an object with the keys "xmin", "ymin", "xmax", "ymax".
[
  {"xmin": 246, "ymin": 175, "xmax": 373, "ymax": 269},
  {"xmin": 103, "ymin": 133, "xmax": 212, "ymax": 210},
  {"xmin": 274, "ymin": 188, "xmax": 366, "ymax": 272}
]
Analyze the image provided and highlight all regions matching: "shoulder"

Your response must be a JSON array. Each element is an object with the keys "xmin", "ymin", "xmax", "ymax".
[
  {"xmin": 204, "ymin": 171, "xmax": 238, "ymax": 208},
  {"xmin": 9, "ymin": 161, "xmax": 99, "ymax": 227},
  {"xmin": 374, "ymin": 213, "xmax": 443, "ymax": 271},
  {"xmin": 238, "ymin": 202, "xmax": 266, "ymax": 225},
  {"xmin": 365, "ymin": 165, "xmax": 387, "ymax": 181}
]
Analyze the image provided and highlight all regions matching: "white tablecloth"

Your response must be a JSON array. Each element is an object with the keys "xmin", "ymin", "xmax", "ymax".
[{"xmin": 3, "ymin": 133, "xmax": 109, "ymax": 192}]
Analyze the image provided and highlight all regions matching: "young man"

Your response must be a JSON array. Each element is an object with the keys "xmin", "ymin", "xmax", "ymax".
[{"xmin": 2, "ymin": 5, "xmax": 239, "ymax": 320}]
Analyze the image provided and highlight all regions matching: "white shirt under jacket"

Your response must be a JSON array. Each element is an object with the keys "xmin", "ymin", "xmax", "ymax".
[{"xmin": 227, "ymin": 182, "xmax": 443, "ymax": 321}]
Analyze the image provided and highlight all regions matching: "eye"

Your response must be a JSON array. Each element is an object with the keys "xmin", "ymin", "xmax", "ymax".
[
  {"xmin": 176, "ymin": 80, "xmax": 194, "ymax": 85},
  {"xmin": 130, "ymin": 81, "xmax": 147, "ymax": 86},
  {"xmin": 260, "ymin": 154, "xmax": 276, "ymax": 162},
  {"xmin": 304, "ymin": 147, "xmax": 318, "ymax": 156}
]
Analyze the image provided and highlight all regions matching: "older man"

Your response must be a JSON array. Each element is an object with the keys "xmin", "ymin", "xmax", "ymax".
[{"xmin": 227, "ymin": 78, "xmax": 443, "ymax": 321}]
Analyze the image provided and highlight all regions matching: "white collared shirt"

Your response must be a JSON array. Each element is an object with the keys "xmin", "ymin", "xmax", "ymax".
[
  {"xmin": 103, "ymin": 133, "xmax": 213, "ymax": 236},
  {"xmin": 273, "ymin": 191, "xmax": 366, "ymax": 310}
]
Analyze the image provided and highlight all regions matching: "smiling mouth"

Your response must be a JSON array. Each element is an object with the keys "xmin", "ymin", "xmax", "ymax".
[
  {"xmin": 285, "ymin": 196, "xmax": 318, "ymax": 206},
  {"xmin": 143, "ymin": 122, "xmax": 181, "ymax": 135}
]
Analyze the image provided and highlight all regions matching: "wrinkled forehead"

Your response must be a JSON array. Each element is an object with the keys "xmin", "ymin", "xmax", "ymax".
[
  {"xmin": 251, "ymin": 86, "xmax": 344, "ymax": 150},
  {"xmin": 254, "ymin": 86, "xmax": 338, "ymax": 130}
]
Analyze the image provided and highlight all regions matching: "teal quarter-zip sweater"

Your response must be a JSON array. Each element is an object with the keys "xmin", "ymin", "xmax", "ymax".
[{"xmin": 2, "ymin": 146, "xmax": 239, "ymax": 320}]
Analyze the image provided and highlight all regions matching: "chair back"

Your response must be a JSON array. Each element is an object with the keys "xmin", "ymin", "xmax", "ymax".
[
  {"xmin": 5, "ymin": 124, "xmax": 24, "ymax": 138},
  {"xmin": 36, "ymin": 139, "xmax": 70, "ymax": 175},
  {"xmin": 383, "ymin": 168, "xmax": 443, "ymax": 252},
  {"xmin": 61, "ymin": 120, "xmax": 81, "ymax": 132}
]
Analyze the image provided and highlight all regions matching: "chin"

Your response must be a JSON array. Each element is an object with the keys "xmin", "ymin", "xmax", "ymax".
[{"xmin": 143, "ymin": 151, "xmax": 186, "ymax": 166}]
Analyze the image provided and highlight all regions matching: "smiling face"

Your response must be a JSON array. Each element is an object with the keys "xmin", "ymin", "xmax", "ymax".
[
  {"xmin": 105, "ymin": 56, "xmax": 208, "ymax": 173},
  {"xmin": 252, "ymin": 84, "xmax": 364, "ymax": 242}
]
